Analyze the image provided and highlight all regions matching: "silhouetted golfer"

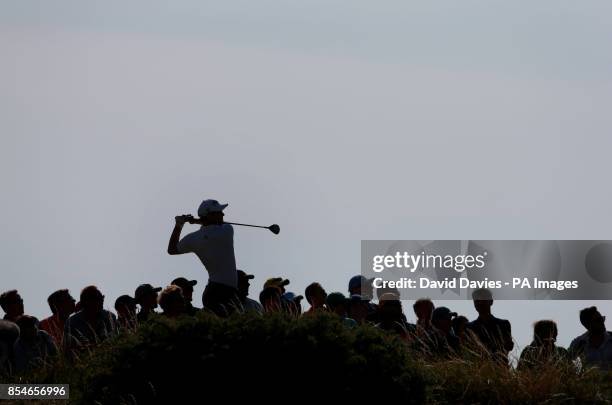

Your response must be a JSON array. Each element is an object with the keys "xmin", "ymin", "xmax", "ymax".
[
  {"xmin": 569, "ymin": 306, "xmax": 612, "ymax": 370},
  {"xmin": 168, "ymin": 199, "xmax": 238, "ymax": 316},
  {"xmin": 466, "ymin": 289, "xmax": 514, "ymax": 364}
]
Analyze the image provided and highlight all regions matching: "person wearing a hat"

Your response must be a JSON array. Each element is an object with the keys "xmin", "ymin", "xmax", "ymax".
[
  {"xmin": 237, "ymin": 270, "xmax": 263, "ymax": 313},
  {"xmin": 281, "ymin": 292, "xmax": 304, "ymax": 316},
  {"xmin": 168, "ymin": 199, "xmax": 239, "ymax": 316},
  {"xmin": 171, "ymin": 277, "xmax": 199, "ymax": 315},
  {"xmin": 135, "ymin": 284, "xmax": 162, "ymax": 323},
  {"xmin": 326, "ymin": 292, "xmax": 357, "ymax": 328},
  {"xmin": 263, "ymin": 277, "xmax": 290, "ymax": 294},
  {"xmin": 114, "ymin": 295, "xmax": 137, "ymax": 330}
]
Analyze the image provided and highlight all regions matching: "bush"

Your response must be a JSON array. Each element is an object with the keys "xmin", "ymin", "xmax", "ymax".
[
  {"xmin": 4, "ymin": 313, "xmax": 611, "ymax": 404},
  {"xmin": 60, "ymin": 312, "xmax": 426, "ymax": 404}
]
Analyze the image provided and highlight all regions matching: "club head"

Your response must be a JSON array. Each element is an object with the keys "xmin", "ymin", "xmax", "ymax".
[{"xmin": 268, "ymin": 224, "xmax": 280, "ymax": 235}]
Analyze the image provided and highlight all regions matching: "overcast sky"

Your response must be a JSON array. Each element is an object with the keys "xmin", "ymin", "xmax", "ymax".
[{"xmin": 1, "ymin": 1, "xmax": 611, "ymax": 358}]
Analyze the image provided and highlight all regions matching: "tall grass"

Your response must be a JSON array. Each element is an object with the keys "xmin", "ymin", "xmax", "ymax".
[{"xmin": 2, "ymin": 312, "xmax": 611, "ymax": 404}]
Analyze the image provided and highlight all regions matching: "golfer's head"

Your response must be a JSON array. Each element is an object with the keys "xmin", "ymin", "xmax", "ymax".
[{"xmin": 198, "ymin": 199, "xmax": 228, "ymax": 224}]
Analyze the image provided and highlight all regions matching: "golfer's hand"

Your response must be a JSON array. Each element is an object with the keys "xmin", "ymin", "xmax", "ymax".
[{"xmin": 175, "ymin": 214, "xmax": 194, "ymax": 226}]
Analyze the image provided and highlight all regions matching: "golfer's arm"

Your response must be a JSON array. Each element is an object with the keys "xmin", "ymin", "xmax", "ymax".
[{"xmin": 167, "ymin": 224, "xmax": 184, "ymax": 255}]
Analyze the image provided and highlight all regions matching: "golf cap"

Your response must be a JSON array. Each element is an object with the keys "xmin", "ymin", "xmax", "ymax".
[
  {"xmin": 134, "ymin": 284, "xmax": 162, "ymax": 304},
  {"xmin": 171, "ymin": 277, "xmax": 197, "ymax": 290},
  {"xmin": 198, "ymin": 199, "xmax": 228, "ymax": 217},
  {"xmin": 237, "ymin": 270, "xmax": 255, "ymax": 280},
  {"xmin": 264, "ymin": 277, "xmax": 290, "ymax": 289},
  {"xmin": 348, "ymin": 275, "xmax": 374, "ymax": 292},
  {"xmin": 282, "ymin": 292, "xmax": 304, "ymax": 303},
  {"xmin": 432, "ymin": 306, "xmax": 458, "ymax": 321}
]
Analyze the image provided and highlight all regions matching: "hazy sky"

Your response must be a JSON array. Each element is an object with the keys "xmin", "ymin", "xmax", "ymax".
[{"xmin": 1, "ymin": 1, "xmax": 611, "ymax": 359}]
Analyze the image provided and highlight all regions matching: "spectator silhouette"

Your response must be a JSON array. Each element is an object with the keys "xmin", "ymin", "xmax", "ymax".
[
  {"xmin": 429, "ymin": 307, "xmax": 460, "ymax": 357},
  {"xmin": 64, "ymin": 286, "xmax": 118, "ymax": 351},
  {"xmin": 348, "ymin": 295, "xmax": 370, "ymax": 324},
  {"xmin": 466, "ymin": 289, "xmax": 514, "ymax": 365},
  {"xmin": 0, "ymin": 290, "xmax": 25, "ymax": 323},
  {"xmin": 159, "ymin": 286, "xmax": 186, "ymax": 318},
  {"xmin": 264, "ymin": 277, "xmax": 289, "ymax": 294},
  {"xmin": 0, "ymin": 320, "xmax": 19, "ymax": 374},
  {"xmin": 260, "ymin": 286, "xmax": 282, "ymax": 313},
  {"xmin": 518, "ymin": 320, "xmax": 569, "ymax": 370},
  {"xmin": 168, "ymin": 199, "xmax": 239, "ymax": 317},
  {"xmin": 13, "ymin": 315, "xmax": 57, "ymax": 373},
  {"xmin": 281, "ymin": 292, "xmax": 303, "ymax": 316},
  {"xmin": 451, "ymin": 315, "xmax": 469, "ymax": 345},
  {"xmin": 40, "ymin": 289, "xmax": 76, "ymax": 347},
  {"xmin": 114, "ymin": 295, "xmax": 137, "ymax": 330},
  {"xmin": 348, "ymin": 275, "xmax": 374, "ymax": 300},
  {"xmin": 171, "ymin": 277, "xmax": 199, "ymax": 315},
  {"xmin": 413, "ymin": 298, "xmax": 435, "ymax": 339},
  {"xmin": 326, "ymin": 292, "xmax": 357, "ymax": 327},
  {"xmin": 375, "ymin": 293, "xmax": 415, "ymax": 341},
  {"xmin": 569, "ymin": 306, "xmax": 612, "ymax": 370},
  {"xmin": 135, "ymin": 284, "xmax": 162, "ymax": 323},
  {"xmin": 304, "ymin": 282, "xmax": 327, "ymax": 315},
  {"xmin": 237, "ymin": 270, "xmax": 263, "ymax": 313}
]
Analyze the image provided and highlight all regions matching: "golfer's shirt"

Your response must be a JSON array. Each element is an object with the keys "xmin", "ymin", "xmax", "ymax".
[{"xmin": 177, "ymin": 224, "xmax": 237, "ymax": 288}]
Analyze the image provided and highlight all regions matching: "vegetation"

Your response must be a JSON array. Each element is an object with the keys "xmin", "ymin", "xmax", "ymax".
[{"xmin": 3, "ymin": 312, "xmax": 611, "ymax": 404}]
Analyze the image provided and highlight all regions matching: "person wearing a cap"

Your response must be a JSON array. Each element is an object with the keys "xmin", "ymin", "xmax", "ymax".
[
  {"xmin": 326, "ymin": 292, "xmax": 357, "ymax": 328},
  {"xmin": 263, "ymin": 277, "xmax": 290, "ymax": 294},
  {"xmin": 171, "ymin": 277, "xmax": 199, "ymax": 316},
  {"xmin": 428, "ymin": 307, "xmax": 460, "ymax": 357},
  {"xmin": 281, "ymin": 292, "xmax": 304, "ymax": 316},
  {"xmin": 135, "ymin": 284, "xmax": 162, "ymax": 323},
  {"xmin": 168, "ymin": 199, "xmax": 239, "ymax": 316},
  {"xmin": 114, "ymin": 295, "xmax": 137, "ymax": 330},
  {"xmin": 237, "ymin": 270, "xmax": 263, "ymax": 313},
  {"xmin": 466, "ymin": 288, "xmax": 514, "ymax": 365},
  {"xmin": 64, "ymin": 285, "xmax": 118, "ymax": 352}
]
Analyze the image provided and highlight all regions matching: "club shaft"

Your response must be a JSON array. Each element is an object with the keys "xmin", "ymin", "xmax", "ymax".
[{"xmin": 224, "ymin": 222, "xmax": 268, "ymax": 229}]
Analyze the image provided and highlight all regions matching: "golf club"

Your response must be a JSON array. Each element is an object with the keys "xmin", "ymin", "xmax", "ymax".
[{"xmin": 185, "ymin": 216, "xmax": 280, "ymax": 235}]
